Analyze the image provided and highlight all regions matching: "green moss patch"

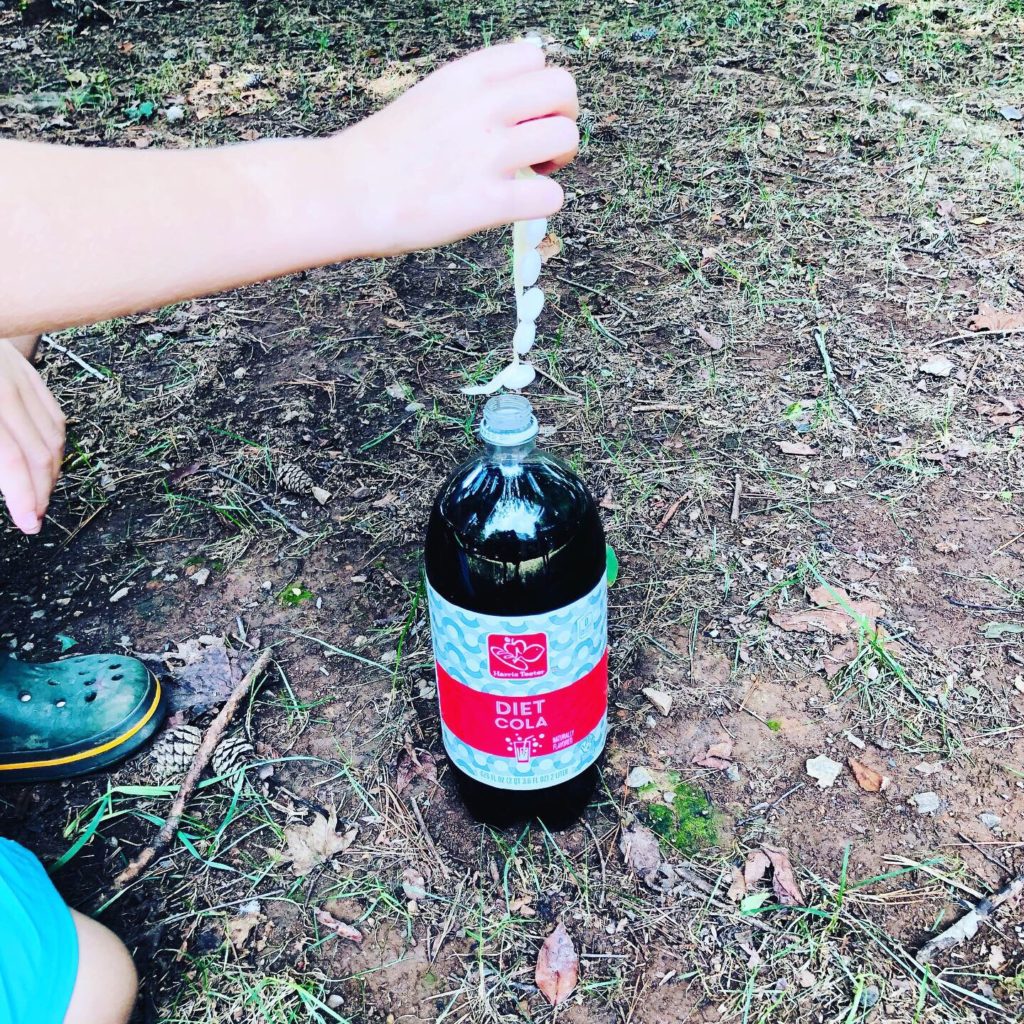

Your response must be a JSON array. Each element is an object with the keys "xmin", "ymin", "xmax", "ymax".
[{"xmin": 644, "ymin": 778, "xmax": 718, "ymax": 855}]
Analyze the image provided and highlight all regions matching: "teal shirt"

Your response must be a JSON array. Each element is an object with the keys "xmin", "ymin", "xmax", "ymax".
[{"xmin": 0, "ymin": 839, "xmax": 78, "ymax": 1024}]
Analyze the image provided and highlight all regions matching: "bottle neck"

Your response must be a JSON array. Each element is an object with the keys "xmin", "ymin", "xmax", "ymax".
[{"xmin": 485, "ymin": 438, "xmax": 537, "ymax": 461}]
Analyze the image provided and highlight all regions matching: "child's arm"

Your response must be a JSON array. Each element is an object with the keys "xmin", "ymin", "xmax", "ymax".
[{"xmin": 0, "ymin": 42, "xmax": 578, "ymax": 337}]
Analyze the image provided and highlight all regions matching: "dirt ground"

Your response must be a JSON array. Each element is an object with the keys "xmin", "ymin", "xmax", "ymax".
[{"xmin": 2, "ymin": 1, "xmax": 1023, "ymax": 1021}]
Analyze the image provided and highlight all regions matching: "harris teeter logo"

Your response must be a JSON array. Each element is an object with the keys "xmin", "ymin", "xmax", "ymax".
[{"xmin": 488, "ymin": 633, "xmax": 548, "ymax": 679}]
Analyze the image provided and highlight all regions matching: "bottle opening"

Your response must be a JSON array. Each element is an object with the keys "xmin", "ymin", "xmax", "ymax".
[{"xmin": 480, "ymin": 394, "xmax": 539, "ymax": 447}]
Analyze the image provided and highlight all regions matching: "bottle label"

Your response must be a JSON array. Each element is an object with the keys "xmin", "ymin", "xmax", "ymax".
[{"xmin": 426, "ymin": 576, "xmax": 607, "ymax": 791}]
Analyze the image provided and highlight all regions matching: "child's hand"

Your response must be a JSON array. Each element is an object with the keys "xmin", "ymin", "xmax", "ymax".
[
  {"xmin": 338, "ymin": 42, "xmax": 579, "ymax": 257},
  {"xmin": 0, "ymin": 343, "xmax": 66, "ymax": 534}
]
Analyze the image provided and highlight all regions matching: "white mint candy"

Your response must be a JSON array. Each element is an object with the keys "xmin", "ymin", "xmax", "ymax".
[
  {"xmin": 513, "ymin": 321, "xmax": 536, "ymax": 355},
  {"xmin": 523, "ymin": 218, "xmax": 547, "ymax": 248},
  {"xmin": 517, "ymin": 286, "xmax": 544, "ymax": 323},
  {"xmin": 496, "ymin": 360, "xmax": 536, "ymax": 390},
  {"xmin": 518, "ymin": 250, "xmax": 541, "ymax": 288},
  {"xmin": 462, "ymin": 359, "xmax": 535, "ymax": 396}
]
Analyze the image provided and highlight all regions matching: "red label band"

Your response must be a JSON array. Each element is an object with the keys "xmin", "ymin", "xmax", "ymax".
[{"xmin": 437, "ymin": 652, "xmax": 608, "ymax": 760}]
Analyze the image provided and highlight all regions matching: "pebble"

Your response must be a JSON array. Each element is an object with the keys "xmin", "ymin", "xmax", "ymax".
[
  {"xmin": 979, "ymin": 812, "xmax": 1001, "ymax": 829},
  {"xmin": 625, "ymin": 766, "xmax": 654, "ymax": 788},
  {"xmin": 806, "ymin": 754, "xmax": 843, "ymax": 788},
  {"xmin": 164, "ymin": 104, "xmax": 184, "ymax": 123},
  {"xmin": 910, "ymin": 792, "xmax": 941, "ymax": 815},
  {"xmin": 191, "ymin": 567, "xmax": 210, "ymax": 586},
  {"xmin": 10, "ymin": 38, "xmax": 28, "ymax": 51},
  {"xmin": 109, "ymin": 587, "xmax": 130, "ymax": 604}
]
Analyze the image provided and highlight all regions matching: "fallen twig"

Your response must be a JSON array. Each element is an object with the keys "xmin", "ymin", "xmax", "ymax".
[
  {"xmin": 112, "ymin": 648, "xmax": 273, "ymax": 889},
  {"xmin": 409, "ymin": 794, "xmax": 451, "ymax": 880},
  {"xmin": 205, "ymin": 468, "xmax": 310, "ymax": 539},
  {"xmin": 655, "ymin": 496, "xmax": 684, "ymax": 534},
  {"xmin": 814, "ymin": 327, "xmax": 861, "ymax": 422},
  {"xmin": 41, "ymin": 334, "xmax": 109, "ymax": 381},
  {"xmin": 916, "ymin": 868, "xmax": 1024, "ymax": 964},
  {"xmin": 730, "ymin": 473, "xmax": 742, "ymax": 524}
]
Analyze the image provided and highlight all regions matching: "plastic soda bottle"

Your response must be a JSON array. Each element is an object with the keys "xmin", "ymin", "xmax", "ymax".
[{"xmin": 424, "ymin": 395, "xmax": 607, "ymax": 828}]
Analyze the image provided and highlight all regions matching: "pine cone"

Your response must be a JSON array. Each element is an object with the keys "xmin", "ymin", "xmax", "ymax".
[
  {"xmin": 275, "ymin": 461, "xmax": 315, "ymax": 495},
  {"xmin": 150, "ymin": 725, "xmax": 202, "ymax": 781},
  {"xmin": 211, "ymin": 734, "xmax": 255, "ymax": 780}
]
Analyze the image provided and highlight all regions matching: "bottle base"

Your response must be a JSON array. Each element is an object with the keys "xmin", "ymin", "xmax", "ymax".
[{"xmin": 451, "ymin": 762, "xmax": 600, "ymax": 831}]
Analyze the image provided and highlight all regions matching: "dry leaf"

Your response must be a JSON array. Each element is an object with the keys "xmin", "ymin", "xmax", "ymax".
[
  {"xmin": 692, "ymin": 738, "xmax": 734, "ymax": 770},
  {"xmin": 314, "ymin": 909, "xmax": 362, "ymax": 944},
  {"xmin": 401, "ymin": 867, "xmax": 427, "ymax": 901},
  {"xmin": 695, "ymin": 324, "xmax": 724, "ymax": 351},
  {"xmin": 974, "ymin": 396, "xmax": 1023, "ymax": 427},
  {"xmin": 969, "ymin": 303, "xmax": 1024, "ymax": 333},
  {"xmin": 535, "ymin": 923, "xmax": 579, "ymax": 1006},
  {"xmin": 934, "ymin": 539, "xmax": 960, "ymax": 554},
  {"xmin": 807, "ymin": 585, "xmax": 882, "ymax": 627},
  {"xmin": 935, "ymin": 199, "xmax": 955, "ymax": 218},
  {"xmin": 849, "ymin": 758, "xmax": 888, "ymax": 793},
  {"xmin": 771, "ymin": 607, "xmax": 855, "ymax": 636},
  {"xmin": 920, "ymin": 355, "xmax": 954, "ymax": 377},
  {"xmin": 727, "ymin": 866, "xmax": 747, "ymax": 902},
  {"xmin": 226, "ymin": 912, "xmax": 260, "ymax": 950},
  {"xmin": 763, "ymin": 122, "xmax": 781, "ymax": 140},
  {"xmin": 762, "ymin": 845, "xmax": 803, "ymax": 906},
  {"xmin": 138, "ymin": 635, "xmax": 246, "ymax": 714},
  {"xmin": 619, "ymin": 825, "xmax": 662, "ymax": 875},
  {"xmin": 777, "ymin": 440, "xmax": 817, "ymax": 456},
  {"xmin": 743, "ymin": 849, "xmax": 771, "ymax": 888},
  {"xmin": 395, "ymin": 744, "xmax": 438, "ymax": 794},
  {"xmin": 537, "ymin": 232, "xmax": 563, "ymax": 262},
  {"xmin": 820, "ymin": 640, "xmax": 858, "ymax": 680},
  {"xmin": 283, "ymin": 810, "xmax": 357, "ymax": 876}
]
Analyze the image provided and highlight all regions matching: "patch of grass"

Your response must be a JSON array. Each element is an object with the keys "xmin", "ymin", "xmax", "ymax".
[
  {"xmin": 766, "ymin": 718, "xmax": 782, "ymax": 732},
  {"xmin": 645, "ymin": 778, "xmax": 718, "ymax": 855}
]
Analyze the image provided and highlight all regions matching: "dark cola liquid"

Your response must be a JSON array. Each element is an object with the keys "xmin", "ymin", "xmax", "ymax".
[{"xmin": 425, "ymin": 437, "xmax": 605, "ymax": 830}]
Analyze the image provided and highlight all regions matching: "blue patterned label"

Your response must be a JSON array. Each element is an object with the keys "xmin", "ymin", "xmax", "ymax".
[{"xmin": 427, "ymin": 576, "xmax": 608, "ymax": 790}]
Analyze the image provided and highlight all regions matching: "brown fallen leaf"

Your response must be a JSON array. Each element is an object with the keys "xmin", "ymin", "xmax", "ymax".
[
  {"xmin": 777, "ymin": 440, "xmax": 817, "ymax": 456},
  {"xmin": 807, "ymin": 584, "xmax": 882, "ymax": 628},
  {"xmin": 395, "ymin": 742, "xmax": 438, "ymax": 795},
  {"xmin": 695, "ymin": 324, "xmax": 724, "ymax": 351},
  {"xmin": 283, "ymin": 810, "xmax": 357, "ymax": 877},
  {"xmin": 535, "ymin": 922, "xmax": 579, "ymax": 1006},
  {"xmin": 314, "ymin": 908, "xmax": 363, "ymax": 944},
  {"xmin": 968, "ymin": 303, "xmax": 1024, "ymax": 333},
  {"xmin": 537, "ymin": 232, "xmax": 563, "ymax": 262},
  {"xmin": 763, "ymin": 845, "xmax": 803, "ymax": 906},
  {"xmin": 974, "ymin": 396, "xmax": 1024, "ymax": 427},
  {"xmin": 727, "ymin": 866, "xmax": 747, "ymax": 902},
  {"xmin": 743, "ymin": 848, "xmax": 771, "ymax": 888},
  {"xmin": 692, "ymin": 737, "xmax": 734, "ymax": 770},
  {"xmin": 849, "ymin": 758, "xmax": 889, "ymax": 793},
  {"xmin": 138, "ymin": 635, "xmax": 247, "ymax": 714},
  {"xmin": 226, "ymin": 912, "xmax": 260, "ymax": 951},
  {"xmin": 619, "ymin": 824, "xmax": 662, "ymax": 876},
  {"xmin": 770, "ymin": 606, "xmax": 855, "ymax": 637},
  {"xmin": 819, "ymin": 640, "xmax": 858, "ymax": 680}
]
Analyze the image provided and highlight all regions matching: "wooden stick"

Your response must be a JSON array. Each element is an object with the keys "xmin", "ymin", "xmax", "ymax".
[
  {"xmin": 655, "ymin": 496, "xmax": 684, "ymax": 534},
  {"xmin": 915, "ymin": 868, "xmax": 1024, "ymax": 964},
  {"xmin": 112, "ymin": 648, "xmax": 273, "ymax": 889},
  {"xmin": 730, "ymin": 473, "xmax": 742, "ymax": 523},
  {"xmin": 41, "ymin": 334, "xmax": 109, "ymax": 381}
]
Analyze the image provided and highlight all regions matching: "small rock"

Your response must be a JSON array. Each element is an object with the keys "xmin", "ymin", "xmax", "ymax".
[
  {"xmin": 164, "ymin": 104, "xmax": 185, "ymax": 123},
  {"xmin": 910, "ymin": 791, "xmax": 941, "ymax": 815},
  {"xmin": 326, "ymin": 994, "xmax": 344, "ymax": 1010},
  {"xmin": 725, "ymin": 764, "xmax": 742, "ymax": 782},
  {"xmin": 914, "ymin": 761, "xmax": 943, "ymax": 775},
  {"xmin": 642, "ymin": 687, "xmax": 672, "ymax": 716},
  {"xmin": 162, "ymin": 47, "xmax": 179, "ymax": 59},
  {"xmin": 10, "ymin": 38, "xmax": 28, "ymax": 52},
  {"xmin": 191, "ymin": 567, "xmax": 210, "ymax": 586},
  {"xmin": 883, "ymin": 68, "xmax": 902, "ymax": 83},
  {"xmin": 311, "ymin": 486, "xmax": 331, "ymax": 506},
  {"xmin": 405, "ymin": 401, "xmax": 425, "ymax": 413},
  {"xmin": 822, "ymin": 481, "xmax": 837, "ymax": 495},
  {"xmin": 806, "ymin": 754, "xmax": 843, "ymax": 788},
  {"xmin": 979, "ymin": 812, "xmax": 1001, "ymax": 829},
  {"xmin": 998, "ymin": 105, "xmax": 1023, "ymax": 122},
  {"xmin": 862, "ymin": 984, "xmax": 880, "ymax": 1008},
  {"xmin": 625, "ymin": 766, "xmax": 654, "ymax": 788},
  {"xmin": 110, "ymin": 587, "xmax": 130, "ymax": 604}
]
